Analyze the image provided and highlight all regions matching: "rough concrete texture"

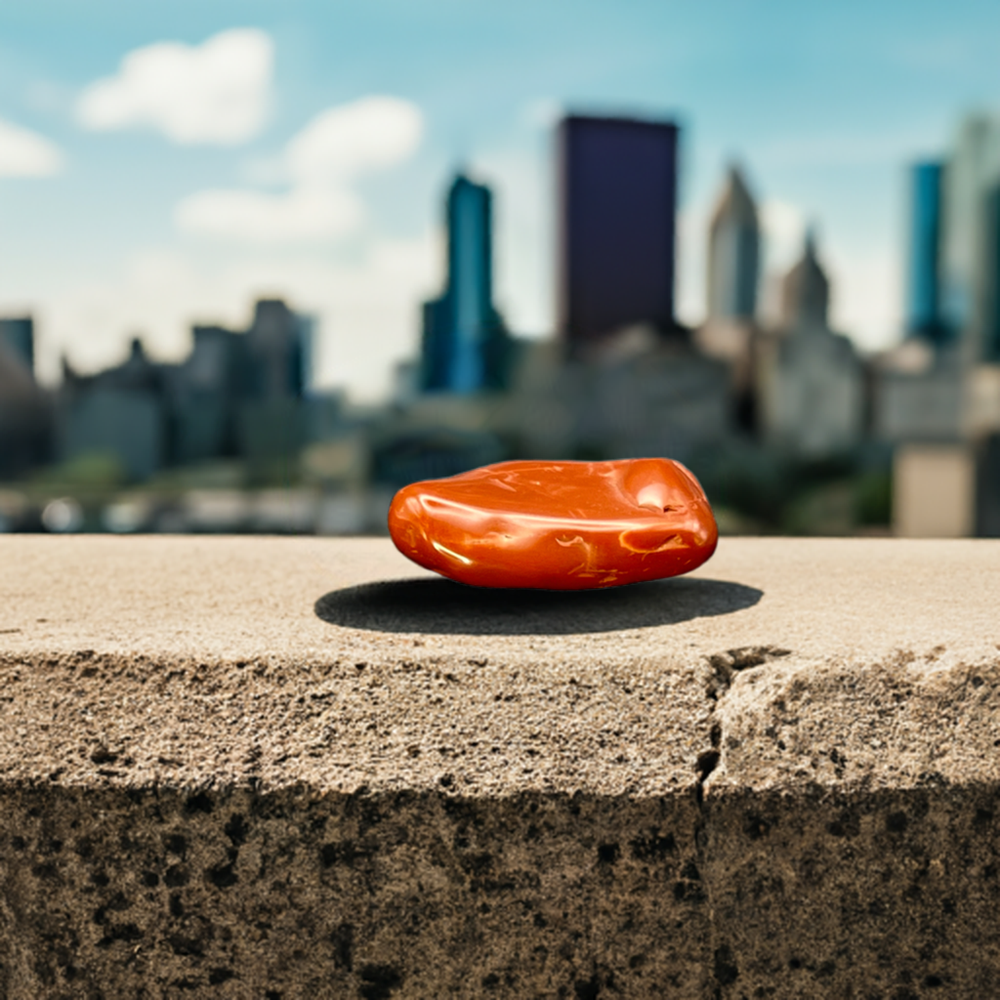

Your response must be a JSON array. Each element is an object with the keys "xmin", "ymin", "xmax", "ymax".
[{"xmin": 0, "ymin": 536, "xmax": 998, "ymax": 998}]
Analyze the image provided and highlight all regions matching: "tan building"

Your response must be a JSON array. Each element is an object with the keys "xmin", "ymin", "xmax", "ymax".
[
  {"xmin": 873, "ymin": 343, "xmax": 1000, "ymax": 536},
  {"xmin": 893, "ymin": 444, "xmax": 976, "ymax": 537},
  {"xmin": 755, "ymin": 232, "xmax": 864, "ymax": 458}
]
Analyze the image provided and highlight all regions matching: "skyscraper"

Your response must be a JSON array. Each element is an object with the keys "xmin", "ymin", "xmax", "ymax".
[
  {"xmin": 780, "ymin": 229, "xmax": 830, "ymax": 333},
  {"xmin": 0, "ymin": 315, "xmax": 48, "ymax": 478},
  {"xmin": 0, "ymin": 317, "xmax": 34, "ymax": 373},
  {"xmin": 905, "ymin": 162, "xmax": 947, "ymax": 343},
  {"xmin": 557, "ymin": 115, "xmax": 679, "ymax": 355},
  {"xmin": 982, "ymin": 183, "xmax": 1000, "ymax": 362},
  {"xmin": 706, "ymin": 165, "xmax": 760, "ymax": 322},
  {"xmin": 942, "ymin": 113, "xmax": 1000, "ymax": 360},
  {"xmin": 757, "ymin": 231, "xmax": 864, "ymax": 458},
  {"xmin": 245, "ymin": 298, "xmax": 309, "ymax": 400},
  {"xmin": 421, "ymin": 173, "xmax": 507, "ymax": 393}
]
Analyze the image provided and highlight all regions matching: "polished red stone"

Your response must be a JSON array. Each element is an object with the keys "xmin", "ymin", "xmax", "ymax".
[{"xmin": 388, "ymin": 458, "xmax": 718, "ymax": 590}]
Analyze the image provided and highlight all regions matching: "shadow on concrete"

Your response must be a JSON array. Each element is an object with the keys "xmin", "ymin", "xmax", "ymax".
[{"xmin": 314, "ymin": 576, "xmax": 763, "ymax": 636}]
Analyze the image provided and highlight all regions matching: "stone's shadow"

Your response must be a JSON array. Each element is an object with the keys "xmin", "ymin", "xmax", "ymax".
[{"xmin": 314, "ymin": 576, "xmax": 763, "ymax": 636}]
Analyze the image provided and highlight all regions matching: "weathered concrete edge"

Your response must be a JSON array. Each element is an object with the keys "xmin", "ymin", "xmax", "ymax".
[
  {"xmin": 5, "ymin": 643, "xmax": 1000, "ymax": 997},
  {"xmin": 4, "ymin": 753, "xmax": 999, "ymax": 996}
]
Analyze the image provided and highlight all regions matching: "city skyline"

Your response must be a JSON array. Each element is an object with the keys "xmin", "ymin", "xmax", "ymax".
[{"xmin": 3, "ymin": 1, "xmax": 1000, "ymax": 399}]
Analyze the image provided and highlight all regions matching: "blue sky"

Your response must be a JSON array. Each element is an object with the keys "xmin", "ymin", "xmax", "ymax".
[{"xmin": 2, "ymin": 0, "xmax": 1000, "ymax": 398}]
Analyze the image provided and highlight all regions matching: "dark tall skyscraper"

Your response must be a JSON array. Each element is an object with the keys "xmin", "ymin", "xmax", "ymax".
[
  {"xmin": 906, "ymin": 161, "xmax": 947, "ymax": 343},
  {"xmin": 557, "ymin": 115, "xmax": 679, "ymax": 355},
  {"xmin": 421, "ymin": 173, "xmax": 507, "ymax": 393}
]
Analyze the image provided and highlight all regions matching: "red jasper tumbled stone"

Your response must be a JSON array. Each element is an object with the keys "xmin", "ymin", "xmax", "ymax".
[{"xmin": 388, "ymin": 458, "xmax": 718, "ymax": 590}]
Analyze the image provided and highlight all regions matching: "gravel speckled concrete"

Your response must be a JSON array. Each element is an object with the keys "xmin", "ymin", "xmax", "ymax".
[{"xmin": 0, "ymin": 536, "xmax": 998, "ymax": 998}]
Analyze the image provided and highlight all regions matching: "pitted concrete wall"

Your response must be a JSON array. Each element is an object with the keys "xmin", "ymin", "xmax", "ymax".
[{"xmin": 0, "ymin": 537, "xmax": 998, "ymax": 998}]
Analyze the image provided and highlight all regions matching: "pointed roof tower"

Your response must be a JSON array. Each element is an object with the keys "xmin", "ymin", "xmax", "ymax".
[
  {"xmin": 710, "ymin": 164, "xmax": 758, "ymax": 232},
  {"xmin": 706, "ymin": 163, "xmax": 761, "ymax": 321},
  {"xmin": 780, "ymin": 227, "xmax": 830, "ymax": 332}
]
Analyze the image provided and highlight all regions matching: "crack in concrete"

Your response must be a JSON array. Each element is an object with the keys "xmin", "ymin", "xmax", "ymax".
[
  {"xmin": 695, "ymin": 646, "xmax": 791, "ymax": 798},
  {"xmin": 693, "ymin": 646, "xmax": 793, "ymax": 997}
]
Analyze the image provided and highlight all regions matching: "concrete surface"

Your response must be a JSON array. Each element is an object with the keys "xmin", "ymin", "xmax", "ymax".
[{"xmin": 0, "ymin": 536, "xmax": 998, "ymax": 998}]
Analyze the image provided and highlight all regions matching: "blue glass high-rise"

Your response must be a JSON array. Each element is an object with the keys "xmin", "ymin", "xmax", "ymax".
[
  {"xmin": 421, "ymin": 174, "xmax": 507, "ymax": 393},
  {"xmin": 906, "ymin": 161, "xmax": 948, "ymax": 343}
]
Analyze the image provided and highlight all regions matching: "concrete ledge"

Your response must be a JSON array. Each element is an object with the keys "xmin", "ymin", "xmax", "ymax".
[{"xmin": 0, "ymin": 537, "xmax": 998, "ymax": 997}]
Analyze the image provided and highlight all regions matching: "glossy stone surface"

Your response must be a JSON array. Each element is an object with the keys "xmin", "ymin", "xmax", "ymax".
[{"xmin": 388, "ymin": 458, "xmax": 718, "ymax": 589}]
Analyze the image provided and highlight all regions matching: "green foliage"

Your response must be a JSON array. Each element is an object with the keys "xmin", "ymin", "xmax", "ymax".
[
  {"xmin": 855, "ymin": 471, "xmax": 893, "ymax": 526},
  {"xmin": 691, "ymin": 444, "xmax": 893, "ymax": 536},
  {"xmin": 781, "ymin": 481, "xmax": 857, "ymax": 536},
  {"xmin": 143, "ymin": 460, "xmax": 247, "ymax": 494},
  {"xmin": 31, "ymin": 451, "xmax": 127, "ymax": 491},
  {"xmin": 688, "ymin": 444, "xmax": 793, "ymax": 530}
]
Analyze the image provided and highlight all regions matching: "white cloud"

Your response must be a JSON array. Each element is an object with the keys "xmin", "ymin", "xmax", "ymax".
[
  {"xmin": 287, "ymin": 97, "xmax": 423, "ymax": 184},
  {"xmin": 175, "ymin": 186, "xmax": 363, "ymax": 243},
  {"xmin": 76, "ymin": 28, "xmax": 273, "ymax": 145},
  {"xmin": 174, "ymin": 95, "xmax": 423, "ymax": 244},
  {"xmin": 0, "ymin": 117, "xmax": 63, "ymax": 177}
]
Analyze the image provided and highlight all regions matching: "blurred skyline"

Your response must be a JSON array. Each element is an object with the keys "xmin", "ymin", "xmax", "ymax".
[{"xmin": 3, "ymin": 0, "xmax": 1000, "ymax": 399}]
